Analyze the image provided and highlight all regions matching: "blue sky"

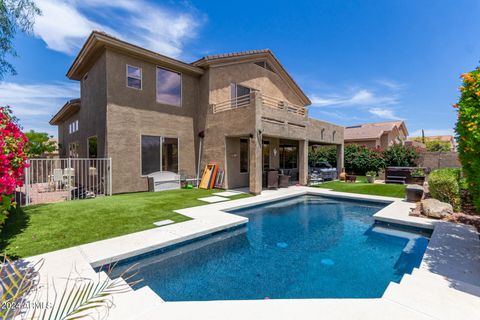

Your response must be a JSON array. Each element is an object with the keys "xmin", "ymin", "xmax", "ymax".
[{"xmin": 2, "ymin": 0, "xmax": 479, "ymax": 137}]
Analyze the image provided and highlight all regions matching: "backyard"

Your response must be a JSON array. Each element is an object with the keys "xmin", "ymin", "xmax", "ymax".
[{"xmin": 0, "ymin": 188, "xmax": 250, "ymax": 258}]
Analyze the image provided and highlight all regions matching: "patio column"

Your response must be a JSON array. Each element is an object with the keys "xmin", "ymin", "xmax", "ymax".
[
  {"xmin": 336, "ymin": 144, "xmax": 344, "ymax": 177},
  {"xmin": 249, "ymin": 133, "xmax": 262, "ymax": 195},
  {"xmin": 298, "ymin": 139, "xmax": 308, "ymax": 185}
]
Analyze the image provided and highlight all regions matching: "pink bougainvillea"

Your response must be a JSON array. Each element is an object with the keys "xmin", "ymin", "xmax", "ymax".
[{"xmin": 0, "ymin": 106, "xmax": 29, "ymax": 225}]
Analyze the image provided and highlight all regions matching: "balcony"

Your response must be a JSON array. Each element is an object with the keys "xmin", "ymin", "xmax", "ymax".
[{"xmin": 211, "ymin": 92, "xmax": 308, "ymax": 117}]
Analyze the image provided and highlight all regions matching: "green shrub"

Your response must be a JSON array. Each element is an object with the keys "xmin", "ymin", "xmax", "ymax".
[
  {"xmin": 455, "ymin": 68, "xmax": 480, "ymax": 211},
  {"xmin": 383, "ymin": 143, "xmax": 419, "ymax": 167},
  {"xmin": 428, "ymin": 168, "xmax": 462, "ymax": 211}
]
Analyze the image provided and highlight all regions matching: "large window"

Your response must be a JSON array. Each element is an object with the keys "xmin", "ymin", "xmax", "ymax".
[
  {"xmin": 231, "ymin": 83, "xmax": 252, "ymax": 108},
  {"xmin": 240, "ymin": 138, "xmax": 249, "ymax": 173},
  {"xmin": 231, "ymin": 83, "xmax": 251, "ymax": 98},
  {"xmin": 156, "ymin": 67, "xmax": 181, "ymax": 106},
  {"xmin": 279, "ymin": 145, "xmax": 298, "ymax": 169},
  {"xmin": 127, "ymin": 65, "xmax": 142, "ymax": 90},
  {"xmin": 141, "ymin": 135, "xmax": 179, "ymax": 175}
]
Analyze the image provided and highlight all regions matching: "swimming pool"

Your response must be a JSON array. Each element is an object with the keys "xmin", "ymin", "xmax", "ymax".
[{"xmin": 111, "ymin": 195, "xmax": 429, "ymax": 301}]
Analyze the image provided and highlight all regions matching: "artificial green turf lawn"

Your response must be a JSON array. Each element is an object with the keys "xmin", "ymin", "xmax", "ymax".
[
  {"xmin": 0, "ymin": 189, "xmax": 250, "ymax": 258},
  {"xmin": 316, "ymin": 180, "xmax": 406, "ymax": 198}
]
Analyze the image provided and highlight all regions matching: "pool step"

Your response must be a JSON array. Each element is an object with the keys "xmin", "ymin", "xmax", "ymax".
[
  {"xmin": 383, "ymin": 271, "xmax": 480, "ymax": 319},
  {"xmin": 109, "ymin": 286, "xmax": 164, "ymax": 320}
]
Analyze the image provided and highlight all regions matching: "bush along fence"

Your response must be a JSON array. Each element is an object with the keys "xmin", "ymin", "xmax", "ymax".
[
  {"xmin": 428, "ymin": 168, "xmax": 462, "ymax": 211},
  {"xmin": 0, "ymin": 106, "xmax": 29, "ymax": 230},
  {"xmin": 309, "ymin": 143, "xmax": 419, "ymax": 175},
  {"xmin": 455, "ymin": 67, "xmax": 480, "ymax": 211}
]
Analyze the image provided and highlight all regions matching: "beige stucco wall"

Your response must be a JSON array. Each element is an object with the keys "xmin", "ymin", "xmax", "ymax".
[
  {"xmin": 58, "ymin": 52, "xmax": 108, "ymax": 158},
  {"xmin": 106, "ymin": 104, "xmax": 196, "ymax": 194},
  {"xmin": 105, "ymin": 50, "xmax": 200, "ymax": 119},
  {"xmin": 208, "ymin": 61, "xmax": 304, "ymax": 106}
]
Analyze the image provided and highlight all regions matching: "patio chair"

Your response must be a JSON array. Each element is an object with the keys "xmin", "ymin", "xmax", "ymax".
[
  {"xmin": 279, "ymin": 174, "xmax": 290, "ymax": 188},
  {"xmin": 267, "ymin": 170, "xmax": 279, "ymax": 189}
]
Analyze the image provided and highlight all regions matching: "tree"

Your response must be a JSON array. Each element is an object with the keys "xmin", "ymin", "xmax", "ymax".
[
  {"xmin": 455, "ymin": 68, "xmax": 480, "ymax": 211},
  {"xmin": 25, "ymin": 130, "xmax": 56, "ymax": 157},
  {"xmin": 0, "ymin": 0, "xmax": 41, "ymax": 78}
]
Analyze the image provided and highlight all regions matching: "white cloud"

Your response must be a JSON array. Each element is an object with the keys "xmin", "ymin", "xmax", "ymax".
[
  {"xmin": 410, "ymin": 129, "xmax": 454, "ymax": 137},
  {"xmin": 0, "ymin": 81, "xmax": 79, "ymax": 135},
  {"xmin": 33, "ymin": 0, "xmax": 204, "ymax": 57},
  {"xmin": 310, "ymin": 88, "xmax": 399, "ymax": 108},
  {"xmin": 368, "ymin": 107, "xmax": 400, "ymax": 119}
]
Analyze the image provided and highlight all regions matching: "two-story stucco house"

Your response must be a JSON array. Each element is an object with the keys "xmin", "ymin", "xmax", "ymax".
[{"xmin": 50, "ymin": 31, "xmax": 344, "ymax": 195}]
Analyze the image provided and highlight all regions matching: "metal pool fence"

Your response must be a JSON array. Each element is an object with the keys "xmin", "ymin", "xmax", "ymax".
[{"xmin": 17, "ymin": 158, "xmax": 112, "ymax": 206}]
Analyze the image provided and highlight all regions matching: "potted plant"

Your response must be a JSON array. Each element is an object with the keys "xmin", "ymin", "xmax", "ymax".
[
  {"xmin": 366, "ymin": 171, "xmax": 376, "ymax": 183},
  {"xmin": 410, "ymin": 168, "xmax": 426, "ymax": 185}
]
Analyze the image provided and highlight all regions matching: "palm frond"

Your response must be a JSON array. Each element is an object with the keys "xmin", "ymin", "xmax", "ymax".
[{"xmin": 37, "ymin": 263, "xmax": 141, "ymax": 320}]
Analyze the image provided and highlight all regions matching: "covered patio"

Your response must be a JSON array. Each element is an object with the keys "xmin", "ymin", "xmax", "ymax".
[{"xmin": 224, "ymin": 135, "xmax": 344, "ymax": 194}]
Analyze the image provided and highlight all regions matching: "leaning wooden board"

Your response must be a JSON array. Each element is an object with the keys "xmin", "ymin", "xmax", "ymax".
[{"xmin": 199, "ymin": 164, "xmax": 218, "ymax": 189}]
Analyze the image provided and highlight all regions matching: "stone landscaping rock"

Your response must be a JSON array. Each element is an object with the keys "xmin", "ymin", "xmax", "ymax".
[{"xmin": 421, "ymin": 199, "xmax": 453, "ymax": 219}]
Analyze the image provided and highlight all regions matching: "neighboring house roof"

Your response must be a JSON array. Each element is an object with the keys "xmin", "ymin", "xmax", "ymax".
[
  {"xmin": 67, "ymin": 31, "xmax": 204, "ymax": 80},
  {"xmin": 344, "ymin": 120, "xmax": 408, "ymax": 141},
  {"xmin": 192, "ymin": 49, "xmax": 311, "ymax": 106},
  {"xmin": 49, "ymin": 99, "xmax": 80, "ymax": 125},
  {"xmin": 422, "ymin": 135, "xmax": 455, "ymax": 142}
]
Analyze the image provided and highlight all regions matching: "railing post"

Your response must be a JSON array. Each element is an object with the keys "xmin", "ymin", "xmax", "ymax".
[
  {"xmin": 67, "ymin": 158, "xmax": 71, "ymax": 200},
  {"xmin": 108, "ymin": 158, "xmax": 112, "ymax": 196},
  {"xmin": 25, "ymin": 160, "xmax": 30, "ymax": 206}
]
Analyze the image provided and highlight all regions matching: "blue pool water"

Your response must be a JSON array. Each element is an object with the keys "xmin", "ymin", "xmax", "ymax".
[{"xmin": 111, "ymin": 195, "xmax": 429, "ymax": 301}]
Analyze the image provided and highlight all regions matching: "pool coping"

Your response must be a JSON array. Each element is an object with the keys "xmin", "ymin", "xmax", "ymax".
[{"xmin": 24, "ymin": 186, "xmax": 480, "ymax": 319}]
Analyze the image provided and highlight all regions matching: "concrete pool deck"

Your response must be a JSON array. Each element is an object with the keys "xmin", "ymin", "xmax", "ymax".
[{"xmin": 22, "ymin": 187, "xmax": 480, "ymax": 319}]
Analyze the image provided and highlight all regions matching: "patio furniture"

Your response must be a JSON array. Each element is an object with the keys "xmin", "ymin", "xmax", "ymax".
[
  {"xmin": 346, "ymin": 174, "xmax": 357, "ymax": 183},
  {"xmin": 147, "ymin": 171, "xmax": 181, "ymax": 192},
  {"xmin": 63, "ymin": 168, "xmax": 75, "ymax": 188},
  {"xmin": 406, "ymin": 184, "xmax": 424, "ymax": 202},
  {"xmin": 267, "ymin": 170, "xmax": 279, "ymax": 189},
  {"xmin": 279, "ymin": 174, "xmax": 290, "ymax": 188}
]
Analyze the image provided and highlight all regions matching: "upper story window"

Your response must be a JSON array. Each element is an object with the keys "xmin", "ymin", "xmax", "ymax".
[
  {"xmin": 156, "ymin": 66, "xmax": 181, "ymax": 107},
  {"xmin": 231, "ymin": 83, "xmax": 251, "ymax": 99},
  {"xmin": 127, "ymin": 65, "xmax": 142, "ymax": 90},
  {"xmin": 68, "ymin": 120, "xmax": 79, "ymax": 134}
]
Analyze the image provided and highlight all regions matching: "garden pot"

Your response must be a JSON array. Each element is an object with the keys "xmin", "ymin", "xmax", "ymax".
[{"xmin": 367, "ymin": 176, "xmax": 375, "ymax": 183}]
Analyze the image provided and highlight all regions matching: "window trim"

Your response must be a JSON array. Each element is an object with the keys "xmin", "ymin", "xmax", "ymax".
[
  {"xmin": 140, "ymin": 134, "xmax": 180, "ymax": 177},
  {"xmin": 155, "ymin": 65, "xmax": 182, "ymax": 107},
  {"xmin": 126, "ymin": 64, "xmax": 142, "ymax": 90}
]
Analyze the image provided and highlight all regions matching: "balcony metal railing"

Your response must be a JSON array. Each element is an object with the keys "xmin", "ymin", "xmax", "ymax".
[
  {"xmin": 261, "ymin": 94, "xmax": 307, "ymax": 116},
  {"xmin": 211, "ymin": 92, "xmax": 307, "ymax": 116},
  {"xmin": 212, "ymin": 94, "xmax": 251, "ymax": 113}
]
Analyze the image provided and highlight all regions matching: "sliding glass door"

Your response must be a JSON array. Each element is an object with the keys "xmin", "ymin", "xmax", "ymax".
[{"xmin": 141, "ymin": 135, "xmax": 178, "ymax": 175}]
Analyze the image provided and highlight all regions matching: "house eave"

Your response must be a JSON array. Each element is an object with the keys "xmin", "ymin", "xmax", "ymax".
[
  {"xmin": 49, "ymin": 99, "xmax": 81, "ymax": 125},
  {"xmin": 67, "ymin": 31, "xmax": 204, "ymax": 81}
]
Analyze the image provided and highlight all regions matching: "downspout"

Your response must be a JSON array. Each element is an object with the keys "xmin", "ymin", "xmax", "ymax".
[{"xmin": 196, "ymin": 131, "xmax": 205, "ymax": 187}]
